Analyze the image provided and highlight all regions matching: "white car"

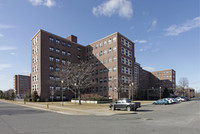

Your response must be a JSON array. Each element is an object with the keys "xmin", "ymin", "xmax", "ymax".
[{"xmin": 176, "ymin": 97, "xmax": 185, "ymax": 102}]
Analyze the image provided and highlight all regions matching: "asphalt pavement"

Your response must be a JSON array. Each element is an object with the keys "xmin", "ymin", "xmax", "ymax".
[{"xmin": 0, "ymin": 100, "xmax": 199, "ymax": 134}]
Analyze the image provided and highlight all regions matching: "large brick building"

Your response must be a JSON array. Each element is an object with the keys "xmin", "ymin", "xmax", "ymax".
[
  {"xmin": 31, "ymin": 30, "xmax": 135, "ymax": 101},
  {"xmin": 14, "ymin": 75, "xmax": 31, "ymax": 98},
  {"xmin": 31, "ymin": 29, "xmax": 176, "ymax": 101}
]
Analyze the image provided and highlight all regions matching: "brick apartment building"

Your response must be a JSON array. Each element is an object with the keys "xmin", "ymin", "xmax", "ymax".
[
  {"xmin": 31, "ymin": 29, "xmax": 175, "ymax": 101},
  {"xmin": 14, "ymin": 75, "xmax": 31, "ymax": 98}
]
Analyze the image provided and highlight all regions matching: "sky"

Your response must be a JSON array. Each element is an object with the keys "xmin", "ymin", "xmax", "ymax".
[{"xmin": 0, "ymin": 0, "xmax": 199, "ymax": 92}]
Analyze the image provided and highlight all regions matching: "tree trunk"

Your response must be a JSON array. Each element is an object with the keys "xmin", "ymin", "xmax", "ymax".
[{"xmin": 78, "ymin": 89, "xmax": 81, "ymax": 105}]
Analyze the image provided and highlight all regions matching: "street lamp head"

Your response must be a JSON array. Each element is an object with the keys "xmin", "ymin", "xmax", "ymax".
[
  {"xmin": 74, "ymin": 83, "xmax": 76, "ymax": 86},
  {"xmin": 131, "ymin": 82, "xmax": 134, "ymax": 86},
  {"xmin": 61, "ymin": 80, "xmax": 64, "ymax": 84}
]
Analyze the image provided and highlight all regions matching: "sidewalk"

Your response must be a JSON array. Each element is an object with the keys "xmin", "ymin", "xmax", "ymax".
[{"xmin": 0, "ymin": 99, "xmax": 153, "ymax": 116}]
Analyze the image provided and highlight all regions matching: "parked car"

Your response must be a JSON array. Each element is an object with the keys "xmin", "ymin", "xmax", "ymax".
[
  {"xmin": 176, "ymin": 97, "xmax": 185, "ymax": 102},
  {"xmin": 153, "ymin": 99, "xmax": 169, "ymax": 105},
  {"xmin": 109, "ymin": 98, "xmax": 141, "ymax": 111}
]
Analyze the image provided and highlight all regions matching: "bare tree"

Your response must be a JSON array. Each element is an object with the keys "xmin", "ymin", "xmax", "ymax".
[
  {"xmin": 178, "ymin": 77, "xmax": 189, "ymax": 97},
  {"xmin": 53, "ymin": 61, "xmax": 95, "ymax": 105}
]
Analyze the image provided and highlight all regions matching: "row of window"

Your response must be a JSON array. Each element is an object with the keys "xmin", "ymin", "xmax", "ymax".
[
  {"xmin": 33, "ymin": 36, "xmax": 38, "ymax": 45},
  {"xmin": 121, "ymin": 47, "xmax": 132, "ymax": 57},
  {"xmin": 49, "ymin": 86, "xmax": 66, "ymax": 91},
  {"xmin": 32, "ymin": 75, "xmax": 38, "ymax": 82},
  {"xmin": 121, "ymin": 57, "xmax": 132, "ymax": 66},
  {"xmin": 121, "ymin": 66, "xmax": 132, "ymax": 75},
  {"xmin": 49, "ymin": 37, "xmax": 81, "ymax": 51},
  {"xmin": 32, "ymin": 84, "xmax": 38, "ymax": 91},
  {"xmin": 121, "ymin": 38, "xmax": 132, "ymax": 49},
  {"xmin": 32, "ymin": 65, "xmax": 38, "ymax": 73},
  {"xmin": 95, "ymin": 46, "xmax": 117, "ymax": 58},
  {"xmin": 32, "ymin": 55, "xmax": 38, "ymax": 63},
  {"xmin": 50, "ymin": 96, "xmax": 67, "ymax": 99},
  {"xmin": 49, "ymin": 57, "xmax": 66, "ymax": 64},
  {"xmin": 32, "ymin": 46, "xmax": 38, "ymax": 54},
  {"xmin": 94, "ymin": 37, "xmax": 116, "ymax": 49},
  {"xmin": 94, "ymin": 76, "xmax": 117, "ymax": 83}
]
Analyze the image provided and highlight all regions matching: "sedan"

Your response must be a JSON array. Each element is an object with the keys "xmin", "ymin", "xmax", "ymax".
[{"xmin": 153, "ymin": 99, "xmax": 169, "ymax": 105}]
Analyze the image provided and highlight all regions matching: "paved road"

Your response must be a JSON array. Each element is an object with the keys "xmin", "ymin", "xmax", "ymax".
[{"xmin": 0, "ymin": 100, "xmax": 199, "ymax": 134}]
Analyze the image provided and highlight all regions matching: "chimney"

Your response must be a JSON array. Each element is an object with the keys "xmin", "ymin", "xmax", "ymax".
[{"xmin": 66, "ymin": 35, "xmax": 77, "ymax": 43}]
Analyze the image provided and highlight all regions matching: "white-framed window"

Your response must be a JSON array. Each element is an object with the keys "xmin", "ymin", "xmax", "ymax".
[
  {"xmin": 129, "ymin": 51, "xmax": 132, "ymax": 57},
  {"xmin": 62, "ymin": 42, "xmax": 66, "ymax": 46},
  {"xmin": 49, "ymin": 76, "xmax": 54, "ymax": 80},
  {"xmin": 108, "ymin": 38, "xmax": 112, "ymax": 44},
  {"xmin": 56, "ymin": 67, "xmax": 60, "ymax": 72},
  {"xmin": 62, "ymin": 51, "xmax": 66, "ymax": 55},
  {"xmin": 56, "ymin": 49, "xmax": 60, "ymax": 53},
  {"xmin": 126, "ymin": 59, "xmax": 128, "ymax": 65},
  {"xmin": 99, "ymin": 51, "xmax": 103, "ymax": 56},
  {"xmin": 56, "ymin": 58, "xmax": 60, "ymax": 63},
  {"xmin": 49, "ymin": 47, "xmax": 54, "ymax": 52},
  {"xmin": 129, "ymin": 60, "xmax": 132, "ymax": 66},
  {"xmin": 49, "ymin": 56, "xmax": 54, "ymax": 62},
  {"xmin": 113, "ymin": 46, "xmax": 117, "ymax": 52},
  {"xmin": 121, "ymin": 48, "xmax": 124, "ymax": 54},
  {"xmin": 108, "ymin": 57, "xmax": 112, "ymax": 63},
  {"xmin": 67, "ymin": 52, "xmax": 71, "ymax": 56},
  {"xmin": 49, "ymin": 37, "xmax": 54, "ymax": 42},
  {"xmin": 104, "ymin": 41, "xmax": 107, "ymax": 46},
  {"xmin": 56, "ymin": 87, "xmax": 61, "ymax": 91},
  {"xmin": 125, "ymin": 50, "xmax": 128, "ymax": 56},
  {"xmin": 129, "ymin": 69, "xmax": 132, "ymax": 75},
  {"xmin": 62, "ymin": 59, "xmax": 66, "ymax": 64},
  {"xmin": 113, "ymin": 37, "xmax": 116, "ymax": 42},
  {"xmin": 103, "ymin": 59, "xmax": 107, "ymax": 64},
  {"xmin": 109, "ymin": 76, "xmax": 112, "ymax": 81},
  {"xmin": 95, "ymin": 44, "xmax": 98, "ymax": 49},
  {"xmin": 99, "ymin": 43, "xmax": 102, "ymax": 47},
  {"xmin": 108, "ymin": 67, "xmax": 112, "ymax": 72},
  {"xmin": 121, "ymin": 38, "xmax": 124, "ymax": 44},
  {"xmin": 122, "ymin": 66, "xmax": 124, "ymax": 73},
  {"xmin": 104, "ymin": 50, "xmax": 107, "ymax": 55},
  {"xmin": 50, "ymin": 86, "xmax": 54, "ymax": 90},
  {"xmin": 68, "ymin": 43, "xmax": 71, "ymax": 48},
  {"xmin": 113, "ymin": 56, "xmax": 117, "ymax": 62},
  {"xmin": 113, "ymin": 66, "xmax": 117, "ymax": 72},
  {"xmin": 108, "ymin": 48, "xmax": 112, "ymax": 53},
  {"xmin": 56, "ymin": 39, "xmax": 60, "ymax": 45},
  {"xmin": 56, "ymin": 96, "xmax": 61, "ymax": 99},
  {"xmin": 125, "ymin": 40, "xmax": 128, "ymax": 47},
  {"xmin": 49, "ymin": 66, "xmax": 54, "ymax": 71},
  {"xmin": 96, "ymin": 53, "xmax": 99, "ymax": 57},
  {"xmin": 113, "ymin": 76, "xmax": 117, "ymax": 81},
  {"xmin": 129, "ymin": 42, "xmax": 132, "ymax": 48},
  {"xmin": 126, "ymin": 68, "xmax": 128, "ymax": 74},
  {"xmin": 33, "ymin": 36, "xmax": 38, "ymax": 45}
]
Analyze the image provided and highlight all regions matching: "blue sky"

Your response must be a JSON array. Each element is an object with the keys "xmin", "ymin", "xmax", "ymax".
[{"xmin": 0, "ymin": 0, "xmax": 199, "ymax": 91}]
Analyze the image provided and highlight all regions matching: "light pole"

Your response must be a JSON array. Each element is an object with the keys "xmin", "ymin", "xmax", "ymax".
[
  {"xmin": 160, "ymin": 86, "xmax": 162, "ymax": 99},
  {"xmin": 74, "ymin": 83, "xmax": 77, "ymax": 104},
  {"xmin": 61, "ymin": 80, "xmax": 64, "ymax": 106},
  {"xmin": 131, "ymin": 82, "xmax": 134, "ymax": 101}
]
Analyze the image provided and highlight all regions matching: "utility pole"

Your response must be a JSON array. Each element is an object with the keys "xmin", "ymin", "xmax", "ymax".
[{"xmin": 160, "ymin": 86, "xmax": 162, "ymax": 99}]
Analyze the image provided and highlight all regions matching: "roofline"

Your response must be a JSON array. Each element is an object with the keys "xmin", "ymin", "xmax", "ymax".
[{"xmin": 151, "ymin": 69, "xmax": 175, "ymax": 73}]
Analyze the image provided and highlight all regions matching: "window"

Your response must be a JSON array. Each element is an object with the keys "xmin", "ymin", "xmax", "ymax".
[
  {"xmin": 126, "ymin": 68, "xmax": 128, "ymax": 74},
  {"xmin": 50, "ymin": 86, "xmax": 54, "ymax": 90},
  {"xmin": 109, "ymin": 76, "xmax": 112, "ymax": 81},
  {"xmin": 49, "ymin": 56, "xmax": 54, "ymax": 61},
  {"xmin": 126, "ymin": 59, "xmax": 128, "ymax": 65},
  {"xmin": 49, "ymin": 37, "xmax": 54, "ymax": 42},
  {"xmin": 108, "ymin": 67, "xmax": 112, "ymax": 72},
  {"xmin": 56, "ymin": 58, "xmax": 60, "ymax": 63},
  {"xmin": 129, "ymin": 42, "xmax": 132, "ymax": 48},
  {"xmin": 100, "ymin": 87, "xmax": 103, "ymax": 92},
  {"xmin": 77, "ymin": 47, "xmax": 81, "ymax": 51},
  {"xmin": 56, "ymin": 49, "xmax": 60, "ymax": 53},
  {"xmin": 104, "ymin": 68, "xmax": 107, "ymax": 73},
  {"xmin": 95, "ymin": 44, "xmax": 98, "ymax": 49},
  {"xmin": 113, "ymin": 56, "xmax": 117, "ymax": 62},
  {"xmin": 113, "ymin": 46, "xmax": 117, "ymax": 52},
  {"xmin": 129, "ymin": 60, "xmax": 132, "ymax": 66},
  {"xmin": 122, "ymin": 66, "xmax": 124, "ymax": 73},
  {"xmin": 104, "ymin": 41, "xmax": 107, "ymax": 46},
  {"xmin": 108, "ymin": 48, "xmax": 112, "ymax": 53},
  {"xmin": 56, "ymin": 67, "xmax": 60, "ymax": 72},
  {"xmin": 62, "ymin": 42, "xmax": 66, "ymax": 46},
  {"xmin": 129, "ymin": 51, "xmax": 132, "ymax": 57},
  {"xmin": 56, "ymin": 39, "xmax": 60, "ymax": 45},
  {"xmin": 125, "ymin": 50, "xmax": 128, "ymax": 56},
  {"xmin": 49, "ymin": 47, "xmax": 54, "ymax": 52},
  {"xmin": 99, "ymin": 43, "xmax": 102, "ymax": 47},
  {"xmin": 109, "ymin": 86, "xmax": 112, "ymax": 91},
  {"xmin": 62, "ymin": 59, "xmax": 66, "ymax": 64},
  {"xmin": 67, "ymin": 52, "xmax": 71, "ymax": 56},
  {"xmin": 108, "ymin": 38, "xmax": 112, "ymax": 44},
  {"xmin": 104, "ymin": 86, "xmax": 107, "ymax": 91},
  {"xmin": 68, "ymin": 43, "xmax": 71, "ymax": 48},
  {"xmin": 99, "ymin": 78, "xmax": 103, "ymax": 83},
  {"xmin": 96, "ymin": 69, "xmax": 98, "ymax": 74},
  {"xmin": 113, "ymin": 37, "xmax": 116, "ymax": 42},
  {"xmin": 77, "ymin": 55, "xmax": 81, "ymax": 60},
  {"xmin": 125, "ymin": 41, "xmax": 128, "ymax": 47},
  {"xmin": 103, "ymin": 50, "xmax": 107, "ymax": 55},
  {"xmin": 49, "ymin": 66, "xmax": 54, "ymax": 71},
  {"xmin": 129, "ymin": 69, "xmax": 132, "ymax": 75},
  {"xmin": 113, "ymin": 76, "xmax": 117, "ymax": 81},
  {"xmin": 104, "ymin": 77, "xmax": 107, "ymax": 82},
  {"xmin": 121, "ymin": 48, "xmax": 124, "ymax": 54},
  {"xmin": 56, "ymin": 77, "xmax": 60, "ymax": 81},
  {"xmin": 62, "ymin": 51, "xmax": 66, "ymax": 55},
  {"xmin": 99, "ymin": 51, "xmax": 103, "ymax": 56},
  {"xmin": 113, "ymin": 66, "xmax": 117, "ymax": 72},
  {"xmin": 96, "ymin": 53, "xmax": 99, "ymax": 57},
  {"xmin": 122, "ymin": 57, "xmax": 124, "ymax": 64},
  {"xmin": 96, "ymin": 78, "xmax": 98, "ymax": 83},
  {"xmin": 49, "ymin": 76, "xmax": 54, "ymax": 80},
  {"xmin": 100, "ymin": 69, "xmax": 103, "ymax": 74},
  {"xmin": 121, "ymin": 38, "xmax": 124, "ymax": 44},
  {"xmin": 103, "ymin": 59, "xmax": 107, "ymax": 64},
  {"xmin": 96, "ymin": 61, "xmax": 99, "ymax": 66},
  {"xmin": 108, "ymin": 57, "xmax": 112, "ymax": 63}
]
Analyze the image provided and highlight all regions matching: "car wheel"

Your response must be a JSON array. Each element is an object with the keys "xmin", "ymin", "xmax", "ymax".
[
  {"xmin": 126, "ymin": 106, "xmax": 131, "ymax": 111},
  {"xmin": 111, "ymin": 106, "xmax": 115, "ymax": 111}
]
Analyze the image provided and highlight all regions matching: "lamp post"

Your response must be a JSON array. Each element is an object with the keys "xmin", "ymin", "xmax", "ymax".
[
  {"xmin": 61, "ymin": 80, "xmax": 64, "ymax": 106},
  {"xmin": 74, "ymin": 83, "xmax": 77, "ymax": 104},
  {"xmin": 160, "ymin": 86, "xmax": 162, "ymax": 99}
]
